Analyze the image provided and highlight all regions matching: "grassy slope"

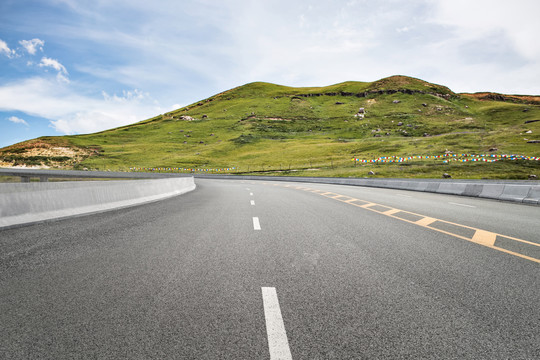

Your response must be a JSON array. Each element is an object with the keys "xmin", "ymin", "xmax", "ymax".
[{"xmin": 2, "ymin": 76, "xmax": 540, "ymax": 179}]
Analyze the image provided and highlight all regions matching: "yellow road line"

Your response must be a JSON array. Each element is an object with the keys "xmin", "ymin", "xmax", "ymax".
[
  {"xmin": 382, "ymin": 208, "xmax": 401, "ymax": 216},
  {"xmin": 332, "ymin": 195, "xmax": 352, "ymax": 200},
  {"xmin": 416, "ymin": 217, "xmax": 437, "ymax": 227},
  {"xmin": 471, "ymin": 230, "xmax": 497, "ymax": 247},
  {"xmin": 275, "ymin": 183, "xmax": 539, "ymax": 264},
  {"xmin": 359, "ymin": 203, "xmax": 376, "ymax": 208}
]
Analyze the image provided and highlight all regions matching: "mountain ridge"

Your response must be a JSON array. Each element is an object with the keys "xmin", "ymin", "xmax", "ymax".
[{"xmin": 1, "ymin": 75, "xmax": 539, "ymax": 179}]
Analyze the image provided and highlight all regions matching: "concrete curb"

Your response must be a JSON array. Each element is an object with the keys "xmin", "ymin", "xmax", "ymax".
[
  {"xmin": 0, "ymin": 177, "xmax": 196, "ymax": 229},
  {"xmin": 195, "ymin": 174, "xmax": 540, "ymax": 205}
]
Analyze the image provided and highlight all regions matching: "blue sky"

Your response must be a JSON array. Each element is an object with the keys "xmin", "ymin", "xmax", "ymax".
[{"xmin": 1, "ymin": 0, "xmax": 539, "ymax": 148}]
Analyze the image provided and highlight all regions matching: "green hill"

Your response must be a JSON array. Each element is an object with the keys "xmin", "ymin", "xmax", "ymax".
[{"xmin": 1, "ymin": 75, "xmax": 540, "ymax": 179}]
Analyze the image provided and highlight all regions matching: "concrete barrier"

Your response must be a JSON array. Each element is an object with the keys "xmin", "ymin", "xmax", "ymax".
[
  {"xmin": 478, "ymin": 184, "xmax": 505, "ymax": 200},
  {"xmin": 424, "ymin": 182, "xmax": 441, "ymax": 193},
  {"xmin": 405, "ymin": 181, "xmax": 424, "ymax": 191},
  {"xmin": 0, "ymin": 177, "xmax": 195, "ymax": 229},
  {"xmin": 498, "ymin": 184, "xmax": 534, "ymax": 203},
  {"xmin": 195, "ymin": 174, "xmax": 540, "ymax": 205},
  {"xmin": 523, "ymin": 186, "xmax": 540, "ymax": 205},
  {"xmin": 438, "ymin": 183, "xmax": 468, "ymax": 196},
  {"xmin": 462, "ymin": 184, "xmax": 484, "ymax": 197}
]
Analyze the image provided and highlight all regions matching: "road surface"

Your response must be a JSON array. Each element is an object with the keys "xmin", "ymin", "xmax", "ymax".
[{"xmin": 1, "ymin": 179, "xmax": 539, "ymax": 359}]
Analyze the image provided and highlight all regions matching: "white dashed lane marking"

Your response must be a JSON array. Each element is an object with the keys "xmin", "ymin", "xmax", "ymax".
[
  {"xmin": 261, "ymin": 287, "xmax": 293, "ymax": 360},
  {"xmin": 253, "ymin": 217, "xmax": 261, "ymax": 230},
  {"xmin": 448, "ymin": 202, "xmax": 476, "ymax": 208}
]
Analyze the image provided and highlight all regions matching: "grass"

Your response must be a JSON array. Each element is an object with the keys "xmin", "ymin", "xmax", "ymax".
[{"xmin": 1, "ymin": 76, "xmax": 539, "ymax": 179}]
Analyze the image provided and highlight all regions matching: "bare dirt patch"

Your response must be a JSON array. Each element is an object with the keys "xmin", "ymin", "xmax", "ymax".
[
  {"xmin": 367, "ymin": 99, "xmax": 377, "ymax": 106},
  {"xmin": 452, "ymin": 117, "xmax": 476, "ymax": 124},
  {"xmin": 0, "ymin": 139, "xmax": 95, "ymax": 168},
  {"xmin": 263, "ymin": 117, "xmax": 292, "ymax": 121}
]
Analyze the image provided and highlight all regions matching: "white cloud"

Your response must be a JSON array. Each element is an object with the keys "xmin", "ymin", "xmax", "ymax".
[
  {"xmin": 19, "ymin": 38, "xmax": 45, "ymax": 55},
  {"xmin": 39, "ymin": 57, "xmax": 70, "ymax": 83},
  {"xmin": 0, "ymin": 39, "xmax": 16, "ymax": 58},
  {"xmin": 396, "ymin": 26, "xmax": 411, "ymax": 33},
  {"xmin": 44, "ymin": 0, "xmax": 538, "ymax": 96},
  {"xmin": 39, "ymin": 57, "xmax": 67, "ymax": 73},
  {"xmin": 7, "ymin": 116, "xmax": 29, "ymax": 126},
  {"xmin": 0, "ymin": 77, "xmax": 83, "ymax": 119},
  {"xmin": 0, "ymin": 77, "xmax": 165, "ymax": 135},
  {"xmin": 169, "ymin": 104, "xmax": 182, "ymax": 111},
  {"xmin": 50, "ymin": 89, "xmax": 161, "ymax": 134},
  {"xmin": 431, "ymin": 0, "xmax": 540, "ymax": 59},
  {"xmin": 56, "ymin": 72, "xmax": 70, "ymax": 84}
]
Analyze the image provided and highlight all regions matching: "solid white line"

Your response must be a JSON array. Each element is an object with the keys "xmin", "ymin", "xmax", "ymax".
[
  {"xmin": 448, "ymin": 202, "xmax": 476, "ymax": 208},
  {"xmin": 253, "ymin": 217, "xmax": 261, "ymax": 230},
  {"xmin": 261, "ymin": 287, "xmax": 292, "ymax": 360},
  {"xmin": 251, "ymin": 200, "xmax": 255, "ymax": 206}
]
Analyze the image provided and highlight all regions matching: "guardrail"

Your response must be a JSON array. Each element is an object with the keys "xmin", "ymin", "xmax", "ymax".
[
  {"xmin": 1, "ymin": 168, "xmax": 538, "ymax": 210},
  {"xmin": 194, "ymin": 174, "xmax": 540, "ymax": 205},
  {"xmin": 0, "ymin": 169, "xmax": 195, "ymax": 229},
  {"xmin": 0, "ymin": 168, "xmax": 188, "ymax": 182}
]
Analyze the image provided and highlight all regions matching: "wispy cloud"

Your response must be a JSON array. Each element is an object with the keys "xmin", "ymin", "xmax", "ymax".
[
  {"xmin": 19, "ymin": 38, "xmax": 45, "ymax": 55},
  {"xmin": 39, "ymin": 57, "xmax": 67, "ymax": 73},
  {"xmin": 0, "ymin": 39, "xmax": 16, "ymax": 58},
  {"xmin": 51, "ymin": 88, "xmax": 161, "ymax": 134},
  {"xmin": 39, "ymin": 57, "xmax": 69, "ymax": 83},
  {"xmin": 7, "ymin": 116, "xmax": 29, "ymax": 126},
  {"xmin": 0, "ymin": 77, "xmax": 164, "ymax": 135}
]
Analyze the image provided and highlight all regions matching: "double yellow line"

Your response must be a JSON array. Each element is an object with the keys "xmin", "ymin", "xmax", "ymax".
[{"xmin": 273, "ymin": 183, "xmax": 540, "ymax": 264}]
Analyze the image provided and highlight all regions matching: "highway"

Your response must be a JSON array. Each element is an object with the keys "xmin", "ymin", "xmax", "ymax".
[{"xmin": 1, "ymin": 178, "xmax": 539, "ymax": 359}]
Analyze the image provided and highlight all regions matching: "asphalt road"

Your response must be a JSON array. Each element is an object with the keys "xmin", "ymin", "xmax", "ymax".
[{"xmin": 1, "ymin": 179, "xmax": 539, "ymax": 359}]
